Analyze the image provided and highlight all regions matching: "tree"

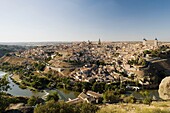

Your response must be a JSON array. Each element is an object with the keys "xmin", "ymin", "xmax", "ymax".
[
  {"xmin": 27, "ymin": 96, "xmax": 37, "ymax": 106},
  {"xmin": 75, "ymin": 102, "xmax": 99, "ymax": 113},
  {"xmin": 122, "ymin": 95, "xmax": 136, "ymax": 103},
  {"xmin": 81, "ymin": 82, "xmax": 91, "ymax": 91},
  {"xmin": 0, "ymin": 75, "xmax": 10, "ymax": 112},
  {"xmin": 103, "ymin": 90, "xmax": 119, "ymax": 103},
  {"xmin": 140, "ymin": 90, "xmax": 152, "ymax": 105},
  {"xmin": 143, "ymin": 50, "xmax": 151, "ymax": 55},
  {"xmin": 34, "ymin": 101, "xmax": 99, "ymax": 113},
  {"xmin": 46, "ymin": 92, "xmax": 59, "ymax": 102},
  {"xmin": 92, "ymin": 82, "xmax": 105, "ymax": 93},
  {"xmin": 33, "ymin": 62, "xmax": 46, "ymax": 71},
  {"xmin": 34, "ymin": 101, "xmax": 74, "ymax": 113},
  {"xmin": 0, "ymin": 75, "xmax": 10, "ymax": 91}
]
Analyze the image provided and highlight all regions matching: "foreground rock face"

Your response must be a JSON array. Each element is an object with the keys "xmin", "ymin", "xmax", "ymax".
[
  {"xmin": 158, "ymin": 76, "xmax": 170, "ymax": 100},
  {"xmin": 6, "ymin": 103, "xmax": 34, "ymax": 113}
]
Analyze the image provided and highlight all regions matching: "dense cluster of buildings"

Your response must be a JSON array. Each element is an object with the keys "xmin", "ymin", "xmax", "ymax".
[{"xmin": 11, "ymin": 38, "xmax": 169, "ymax": 87}]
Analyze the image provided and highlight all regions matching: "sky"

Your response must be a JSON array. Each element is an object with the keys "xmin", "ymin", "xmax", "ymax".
[{"xmin": 0, "ymin": 0, "xmax": 170, "ymax": 42}]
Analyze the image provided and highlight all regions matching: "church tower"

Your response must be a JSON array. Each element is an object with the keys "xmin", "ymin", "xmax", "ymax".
[
  {"xmin": 154, "ymin": 38, "xmax": 158, "ymax": 47},
  {"xmin": 143, "ymin": 38, "xmax": 146, "ymax": 46},
  {"xmin": 98, "ymin": 38, "xmax": 101, "ymax": 45}
]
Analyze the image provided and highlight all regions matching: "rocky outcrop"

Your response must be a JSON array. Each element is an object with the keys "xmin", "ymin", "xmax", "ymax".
[
  {"xmin": 158, "ymin": 76, "xmax": 170, "ymax": 100},
  {"xmin": 5, "ymin": 103, "xmax": 34, "ymax": 113}
]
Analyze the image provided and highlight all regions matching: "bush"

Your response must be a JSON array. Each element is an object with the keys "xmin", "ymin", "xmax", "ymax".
[
  {"xmin": 27, "ymin": 96, "xmax": 38, "ymax": 106},
  {"xmin": 139, "ymin": 90, "xmax": 152, "ymax": 105},
  {"xmin": 123, "ymin": 95, "xmax": 136, "ymax": 103},
  {"xmin": 75, "ymin": 102, "xmax": 99, "ymax": 113},
  {"xmin": 34, "ymin": 101, "xmax": 75, "ymax": 113},
  {"xmin": 142, "ymin": 97, "xmax": 152, "ymax": 105},
  {"xmin": 19, "ymin": 85, "xmax": 27, "ymax": 89},
  {"xmin": 46, "ymin": 92, "xmax": 59, "ymax": 102},
  {"xmin": 103, "ymin": 90, "xmax": 119, "ymax": 103},
  {"xmin": 34, "ymin": 101, "xmax": 99, "ymax": 113}
]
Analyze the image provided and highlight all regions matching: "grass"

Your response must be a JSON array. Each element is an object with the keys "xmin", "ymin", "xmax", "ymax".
[
  {"xmin": 97, "ymin": 101, "xmax": 170, "ymax": 113},
  {"xmin": 11, "ymin": 74, "xmax": 21, "ymax": 82},
  {"xmin": 136, "ymin": 108, "xmax": 170, "ymax": 113},
  {"xmin": 151, "ymin": 101, "xmax": 170, "ymax": 107}
]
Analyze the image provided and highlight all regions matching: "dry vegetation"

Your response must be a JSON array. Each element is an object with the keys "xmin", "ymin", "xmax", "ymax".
[
  {"xmin": 97, "ymin": 101, "xmax": 170, "ymax": 113},
  {"xmin": 0, "ymin": 56, "xmax": 35, "ymax": 65},
  {"xmin": 11, "ymin": 74, "xmax": 22, "ymax": 82}
]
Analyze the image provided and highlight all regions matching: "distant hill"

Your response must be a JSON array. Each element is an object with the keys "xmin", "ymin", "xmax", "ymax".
[
  {"xmin": 0, "ymin": 56, "xmax": 35, "ymax": 65},
  {"xmin": 0, "ymin": 42, "xmax": 72, "ymax": 46},
  {"xmin": 0, "ymin": 45, "xmax": 27, "ymax": 58}
]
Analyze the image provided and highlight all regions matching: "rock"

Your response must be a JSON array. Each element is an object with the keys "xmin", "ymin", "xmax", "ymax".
[
  {"xmin": 158, "ymin": 76, "xmax": 170, "ymax": 100},
  {"xmin": 6, "ymin": 103, "xmax": 34, "ymax": 113}
]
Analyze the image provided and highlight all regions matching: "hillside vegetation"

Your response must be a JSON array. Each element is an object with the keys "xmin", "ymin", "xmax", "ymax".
[
  {"xmin": 0, "ymin": 45, "xmax": 27, "ymax": 58},
  {"xmin": 97, "ymin": 101, "xmax": 170, "ymax": 113}
]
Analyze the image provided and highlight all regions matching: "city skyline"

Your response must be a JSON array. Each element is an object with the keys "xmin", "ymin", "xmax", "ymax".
[{"xmin": 0, "ymin": 0, "xmax": 170, "ymax": 42}]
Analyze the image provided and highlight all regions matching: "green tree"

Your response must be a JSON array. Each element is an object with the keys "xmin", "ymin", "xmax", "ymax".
[
  {"xmin": 46, "ymin": 92, "xmax": 59, "ymax": 102},
  {"xmin": 81, "ymin": 82, "xmax": 91, "ymax": 91},
  {"xmin": 0, "ymin": 75, "xmax": 10, "ymax": 91},
  {"xmin": 122, "ymin": 95, "xmax": 136, "ymax": 103},
  {"xmin": 33, "ymin": 62, "xmax": 46, "ymax": 71},
  {"xmin": 27, "ymin": 96, "xmax": 40, "ymax": 106},
  {"xmin": 27, "ymin": 96, "xmax": 36, "ymax": 106},
  {"xmin": 103, "ymin": 90, "xmax": 119, "ymax": 103},
  {"xmin": 140, "ymin": 90, "xmax": 152, "ymax": 105},
  {"xmin": 92, "ymin": 82, "xmax": 105, "ymax": 93},
  {"xmin": 34, "ymin": 101, "xmax": 99, "ymax": 113},
  {"xmin": 34, "ymin": 101, "xmax": 74, "ymax": 113},
  {"xmin": 0, "ymin": 75, "xmax": 10, "ymax": 112},
  {"xmin": 75, "ymin": 102, "xmax": 99, "ymax": 113},
  {"xmin": 27, "ymin": 96, "xmax": 44, "ymax": 106}
]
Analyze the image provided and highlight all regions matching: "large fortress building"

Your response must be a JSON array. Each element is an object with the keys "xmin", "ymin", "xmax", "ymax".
[{"xmin": 143, "ymin": 38, "xmax": 158, "ymax": 49}]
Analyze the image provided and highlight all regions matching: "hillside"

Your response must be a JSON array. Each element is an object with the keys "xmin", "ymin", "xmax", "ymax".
[
  {"xmin": 0, "ymin": 56, "xmax": 35, "ymax": 65},
  {"xmin": 97, "ymin": 101, "xmax": 170, "ymax": 113},
  {"xmin": 120, "ymin": 58, "xmax": 170, "ymax": 89},
  {"xmin": 145, "ymin": 59, "xmax": 170, "ymax": 85},
  {"xmin": 0, "ymin": 45, "xmax": 28, "ymax": 58}
]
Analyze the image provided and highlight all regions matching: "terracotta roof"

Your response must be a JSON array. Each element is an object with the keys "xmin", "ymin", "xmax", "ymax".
[
  {"xmin": 66, "ymin": 98, "xmax": 83, "ymax": 104},
  {"xmin": 86, "ymin": 91, "xmax": 102, "ymax": 98},
  {"xmin": 78, "ymin": 92, "xmax": 89, "ymax": 100}
]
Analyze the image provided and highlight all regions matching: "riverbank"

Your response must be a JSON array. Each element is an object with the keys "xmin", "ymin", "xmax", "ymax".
[
  {"xmin": 9, "ymin": 73, "xmax": 79, "ymax": 100},
  {"xmin": 10, "ymin": 74, "xmax": 37, "ymax": 91},
  {"xmin": 0, "ymin": 70, "xmax": 79, "ymax": 101}
]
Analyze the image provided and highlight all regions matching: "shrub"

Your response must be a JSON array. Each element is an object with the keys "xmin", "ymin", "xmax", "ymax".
[
  {"xmin": 19, "ymin": 85, "xmax": 27, "ymax": 89},
  {"xmin": 103, "ymin": 90, "xmax": 119, "ymax": 103},
  {"xmin": 123, "ymin": 95, "xmax": 136, "ymax": 103},
  {"xmin": 139, "ymin": 90, "xmax": 152, "ymax": 105},
  {"xmin": 27, "ymin": 96, "xmax": 38, "ymax": 106},
  {"xmin": 142, "ymin": 97, "xmax": 152, "ymax": 105},
  {"xmin": 34, "ymin": 101, "xmax": 99, "ymax": 113},
  {"xmin": 46, "ymin": 92, "xmax": 59, "ymax": 102}
]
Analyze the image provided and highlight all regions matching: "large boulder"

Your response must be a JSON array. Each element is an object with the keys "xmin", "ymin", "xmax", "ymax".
[{"xmin": 158, "ymin": 76, "xmax": 170, "ymax": 100}]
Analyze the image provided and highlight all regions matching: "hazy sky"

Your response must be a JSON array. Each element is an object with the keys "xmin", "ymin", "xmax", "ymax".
[{"xmin": 0, "ymin": 0, "xmax": 170, "ymax": 42}]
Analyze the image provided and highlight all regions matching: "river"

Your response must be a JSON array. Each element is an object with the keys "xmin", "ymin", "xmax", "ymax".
[
  {"xmin": 0, "ymin": 71, "xmax": 78, "ymax": 101},
  {"xmin": 0, "ymin": 71, "xmax": 161, "ymax": 101}
]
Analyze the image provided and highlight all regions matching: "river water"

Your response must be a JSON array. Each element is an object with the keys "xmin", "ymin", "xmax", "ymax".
[
  {"xmin": 0, "ymin": 71, "xmax": 161, "ymax": 101},
  {"xmin": 0, "ymin": 71, "xmax": 78, "ymax": 101}
]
